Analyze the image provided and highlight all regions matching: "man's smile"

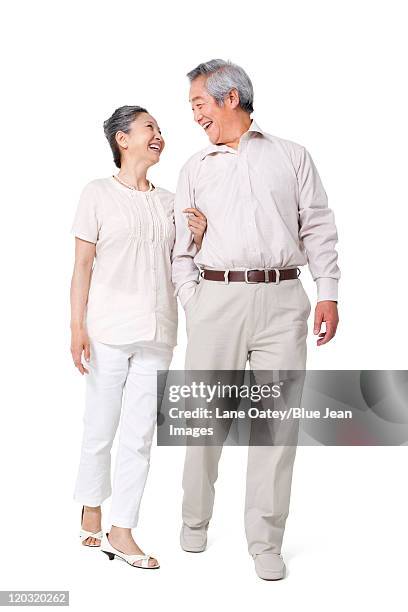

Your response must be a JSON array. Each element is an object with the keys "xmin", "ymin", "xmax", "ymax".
[{"xmin": 201, "ymin": 120, "xmax": 213, "ymax": 131}]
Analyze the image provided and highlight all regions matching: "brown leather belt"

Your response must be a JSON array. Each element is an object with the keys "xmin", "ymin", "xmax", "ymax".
[{"xmin": 200, "ymin": 268, "xmax": 299, "ymax": 283}]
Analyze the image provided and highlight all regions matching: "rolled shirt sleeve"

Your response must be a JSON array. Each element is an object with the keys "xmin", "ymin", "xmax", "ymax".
[
  {"xmin": 297, "ymin": 147, "xmax": 340, "ymax": 302},
  {"xmin": 171, "ymin": 163, "xmax": 201, "ymax": 305},
  {"xmin": 71, "ymin": 182, "xmax": 100, "ymax": 244}
]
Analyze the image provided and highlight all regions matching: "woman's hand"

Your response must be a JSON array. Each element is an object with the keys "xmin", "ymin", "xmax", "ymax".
[
  {"xmin": 184, "ymin": 207, "xmax": 207, "ymax": 250},
  {"xmin": 71, "ymin": 327, "xmax": 91, "ymax": 375}
]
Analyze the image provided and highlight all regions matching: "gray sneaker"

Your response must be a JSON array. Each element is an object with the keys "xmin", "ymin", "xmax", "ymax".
[
  {"xmin": 180, "ymin": 523, "xmax": 208, "ymax": 553},
  {"xmin": 253, "ymin": 552, "xmax": 286, "ymax": 580}
]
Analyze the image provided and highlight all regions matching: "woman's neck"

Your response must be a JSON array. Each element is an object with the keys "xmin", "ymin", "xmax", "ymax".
[{"xmin": 117, "ymin": 161, "xmax": 150, "ymax": 191}]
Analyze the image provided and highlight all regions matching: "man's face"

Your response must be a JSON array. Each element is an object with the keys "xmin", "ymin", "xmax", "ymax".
[{"xmin": 189, "ymin": 75, "xmax": 231, "ymax": 145}]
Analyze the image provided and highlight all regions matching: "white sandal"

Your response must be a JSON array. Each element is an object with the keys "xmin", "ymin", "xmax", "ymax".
[
  {"xmin": 101, "ymin": 533, "xmax": 160, "ymax": 569},
  {"xmin": 79, "ymin": 506, "xmax": 103, "ymax": 547}
]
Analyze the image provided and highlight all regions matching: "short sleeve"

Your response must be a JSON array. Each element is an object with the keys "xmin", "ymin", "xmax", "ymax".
[{"xmin": 71, "ymin": 182, "xmax": 100, "ymax": 244}]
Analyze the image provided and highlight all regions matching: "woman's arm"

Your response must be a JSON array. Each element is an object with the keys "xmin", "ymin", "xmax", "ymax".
[
  {"xmin": 70, "ymin": 237, "xmax": 96, "ymax": 375},
  {"xmin": 184, "ymin": 207, "xmax": 207, "ymax": 250}
]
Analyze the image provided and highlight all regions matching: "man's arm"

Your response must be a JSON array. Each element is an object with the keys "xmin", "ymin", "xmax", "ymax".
[
  {"xmin": 171, "ymin": 163, "xmax": 201, "ymax": 308},
  {"xmin": 297, "ymin": 146, "xmax": 340, "ymax": 344}
]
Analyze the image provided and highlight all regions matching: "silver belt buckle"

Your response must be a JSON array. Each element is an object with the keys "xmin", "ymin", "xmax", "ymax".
[
  {"xmin": 244, "ymin": 268, "xmax": 260, "ymax": 284},
  {"xmin": 245, "ymin": 268, "xmax": 266, "ymax": 285}
]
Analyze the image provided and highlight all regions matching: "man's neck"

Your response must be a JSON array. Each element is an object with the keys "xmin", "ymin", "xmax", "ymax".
[{"xmin": 220, "ymin": 113, "xmax": 252, "ymax": 149}]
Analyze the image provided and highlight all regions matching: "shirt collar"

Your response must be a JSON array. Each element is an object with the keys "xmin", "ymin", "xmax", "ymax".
[
  {"xmin": 199, "ymin": 118, "xmax": 264, "ymax": 160},
  {"xmin": 247, "ymin": 118, "xmax": 264, "ymax": 135}
]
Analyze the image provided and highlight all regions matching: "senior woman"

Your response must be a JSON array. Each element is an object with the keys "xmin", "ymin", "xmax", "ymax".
[{"xmin": 70, "ymin": 105, "xmax": 206, "ymax": 569}]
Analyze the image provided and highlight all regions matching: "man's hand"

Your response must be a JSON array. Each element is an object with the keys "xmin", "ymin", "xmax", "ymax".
[
  {"xmin": 183, "ymin": 207, "xmax": 207, "ymax": 249},
  {"xmin": 313, "ymin": 301, "xmax": 339, "ymax": 346}
]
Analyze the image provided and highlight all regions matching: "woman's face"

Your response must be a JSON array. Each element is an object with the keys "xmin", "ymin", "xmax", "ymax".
[{"xmin": 118, "ymin": 112, "xmax": 165, "ymax": 166}]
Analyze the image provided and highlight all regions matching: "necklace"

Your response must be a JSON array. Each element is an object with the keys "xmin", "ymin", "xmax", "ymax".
[{"xmin": 113, "ymin": 175, "xmax": 153, "ymax": 192}]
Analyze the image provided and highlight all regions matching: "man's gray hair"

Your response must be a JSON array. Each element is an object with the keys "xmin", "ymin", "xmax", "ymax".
[{"xmin": 187, "ymin": 59, "xmax": 254, "ymax": 114}]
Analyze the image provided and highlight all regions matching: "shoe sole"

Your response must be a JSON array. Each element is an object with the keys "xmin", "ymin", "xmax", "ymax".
[
  {"xmin": 180, "ymin": 535, "xmax": 207, "ymax": 553},
  {"xmin": 256, "ymin": 567, "xmax": 286, "ymax": 581},
  {"xmin": 259, "ymin": 574, "xmax": 285, "ymax": 581},
  {"xmin": 180, "ymin": 545, "xmax": 206, "ymax": 553}
]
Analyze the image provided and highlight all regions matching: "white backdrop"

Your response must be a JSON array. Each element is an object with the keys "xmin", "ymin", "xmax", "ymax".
[{"xmin": 1, "ymin": 0, "xmax": 407, "ymax": 610}]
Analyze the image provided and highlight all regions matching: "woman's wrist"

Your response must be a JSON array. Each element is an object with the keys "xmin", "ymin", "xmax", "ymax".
[{"xmin": 71, "ymin": 321, "xmax": 85, "ymax": 332}]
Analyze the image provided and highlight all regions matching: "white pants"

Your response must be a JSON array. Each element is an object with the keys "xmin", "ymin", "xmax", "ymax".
[{"xmin": 73, "ymin": 338, "xmax": 173, "ymax": 528}]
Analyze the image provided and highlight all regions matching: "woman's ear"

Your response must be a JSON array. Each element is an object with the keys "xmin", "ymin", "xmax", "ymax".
[{"xmin": 115, "ymin": 130, "xmax": 128, "ymax": 152}]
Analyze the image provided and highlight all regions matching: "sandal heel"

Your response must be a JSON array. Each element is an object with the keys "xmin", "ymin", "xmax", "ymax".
[{"xmin": 102, "ymin": 550, "xmax": 115, "ymax": 560}]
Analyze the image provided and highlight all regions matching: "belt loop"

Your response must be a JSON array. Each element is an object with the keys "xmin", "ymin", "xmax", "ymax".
[
  {"xmin": 264, "ymin": 269, "xmax": 270, "ymax": 283},
  {"xmin": 224, "ymin": 269, "xmax": 230, "ymax": 284},
  {"xmin": 273, "ymin": 268, "xmax": 280, "ymax": 285}
]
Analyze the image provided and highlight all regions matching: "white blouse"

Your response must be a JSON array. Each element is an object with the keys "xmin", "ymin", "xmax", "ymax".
[{"xmin": 71, "ymin": 177, "xmax": 178, "ymax": 346}]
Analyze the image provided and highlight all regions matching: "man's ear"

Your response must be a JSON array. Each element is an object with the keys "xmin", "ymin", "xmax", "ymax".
[{"xmin": 226, "ymin": 88, "xmax": 240, "ymax": 110}]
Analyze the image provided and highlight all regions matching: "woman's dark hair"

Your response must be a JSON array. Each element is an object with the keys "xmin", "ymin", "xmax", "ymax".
[{"xmin": 103, "ymin": 105, "xmax": 148, "ymax": 168}]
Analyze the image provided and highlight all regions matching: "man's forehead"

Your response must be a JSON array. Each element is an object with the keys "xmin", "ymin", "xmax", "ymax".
[{"xmin": 189, "ymin": 94, "xmax": 206, "ymax": 103}]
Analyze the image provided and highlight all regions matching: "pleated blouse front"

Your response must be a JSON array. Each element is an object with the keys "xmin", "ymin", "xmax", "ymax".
[{"xmin": 71, "ymin": 177, "xmax": 178, "ymax": 346}]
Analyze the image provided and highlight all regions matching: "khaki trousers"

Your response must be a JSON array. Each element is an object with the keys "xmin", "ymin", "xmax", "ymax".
[{"xmin": 182, "ymin": 275, "xmax": 311, "ymax": 556}]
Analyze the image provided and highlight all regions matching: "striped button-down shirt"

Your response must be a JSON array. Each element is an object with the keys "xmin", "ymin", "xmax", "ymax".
[{"xmin": 172, "ymin": 119, "xmax": 340, "ymax": 305}]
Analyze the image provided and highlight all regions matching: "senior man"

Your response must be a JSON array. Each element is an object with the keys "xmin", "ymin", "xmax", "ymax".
[{"xmin": 171, "ymin": 59, "xmax": 340, "ymax": 580}]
